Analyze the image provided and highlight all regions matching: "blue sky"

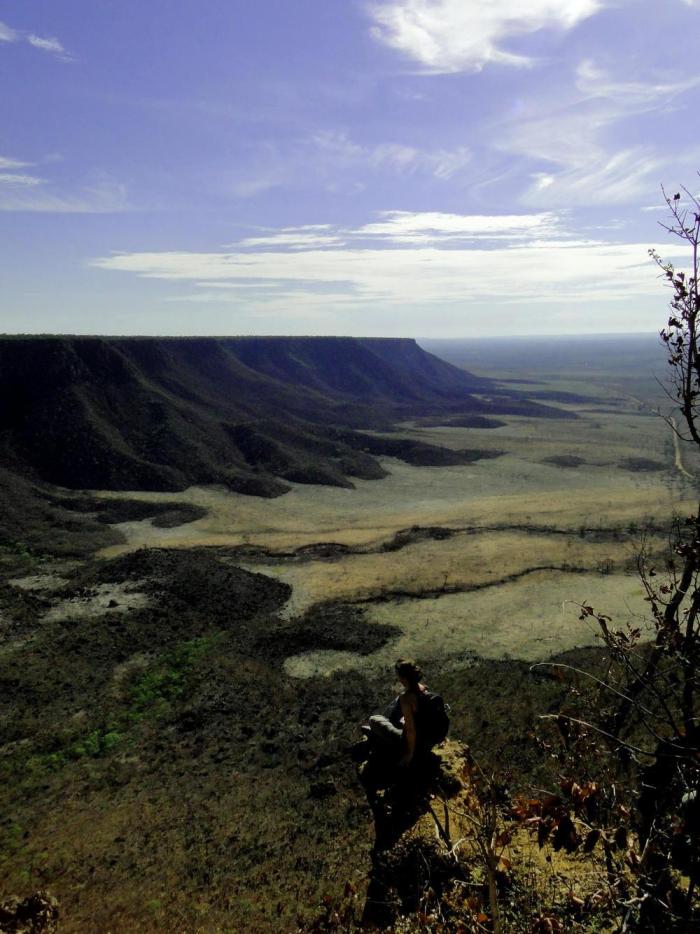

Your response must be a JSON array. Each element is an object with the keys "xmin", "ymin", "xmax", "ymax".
[{"xmin": 2, "ymin": 0, "xmax": 700, "ymax": 337}]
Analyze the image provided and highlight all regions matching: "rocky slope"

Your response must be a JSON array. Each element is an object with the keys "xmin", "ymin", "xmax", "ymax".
[{"xmin": 0, "ymin": 336, "xmax": 564, "ymax": 497}]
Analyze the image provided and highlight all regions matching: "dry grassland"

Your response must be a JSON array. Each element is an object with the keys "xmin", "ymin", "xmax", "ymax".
[
  {"xmin": 284, "ymin": 570, "xmax": 652, "ymax": 677},
  {"xmin": 245, "ymin": 529, "xmax": 657, "ymax": 619},
  {"xmin": 88, "ymin": 401, "xmax": 697, "ymax": 674},
  {"xmin": 96, "ymin": 457, "xmax": 691, "ymax": 557},
  {"xmin": 400, "ymin": 408, "xmax": 667, "ymax": 458}
]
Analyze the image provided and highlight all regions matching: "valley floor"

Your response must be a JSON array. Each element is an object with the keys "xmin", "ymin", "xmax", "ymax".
[{"xmin": 89, "ymin": 402, "xmax": 696, "ymax": 677}]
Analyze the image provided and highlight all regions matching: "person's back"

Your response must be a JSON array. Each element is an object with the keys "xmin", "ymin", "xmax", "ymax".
[
  {"xmin": 350, "ymin": 658, "xmax": 449, "ymax": 771},
  {"xmin": 412, "ymin": 687, "xmax": 450, "ymax": 751}
]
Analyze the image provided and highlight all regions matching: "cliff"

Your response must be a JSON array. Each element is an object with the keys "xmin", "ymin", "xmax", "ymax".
[{"xmin": 0, "ymin": 336, "xmax": 510, "ymax": 495}]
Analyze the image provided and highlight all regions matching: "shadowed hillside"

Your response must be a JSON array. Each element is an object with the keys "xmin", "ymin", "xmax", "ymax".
[{"xmin": 0, "ymin": 336, "xmax": 568, "ymax": 497}]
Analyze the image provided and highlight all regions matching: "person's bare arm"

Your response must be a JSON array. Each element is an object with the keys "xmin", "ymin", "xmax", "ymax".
[{"xmin": 399, "ymin": 694, "xmax": 416, "ymax": 766}]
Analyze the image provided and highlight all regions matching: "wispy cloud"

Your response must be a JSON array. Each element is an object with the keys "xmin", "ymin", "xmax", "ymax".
[
  {"xmin": 91, "ymin": 210, "xmax": 665, "ymax": 319},
  {"xmin": 494, "ymin": 58, "xmax": 700, "ymax": 206},
  {"xmin": 0, "ymin": 20, "xmax": 18, "ymax": 42},
  {"xmin": 237, "ymin": 230, "xmax": 345, "ymax": 249},
  {"xmin": 27, "ymin": 34, "xmax": 72, "ymax": 62},
  {"xmin": 0, "ymin": 156, "xmax": 31, "ymax": 170},
  {"xmin": 0, "ymin": 20, "xmax": 72, "ymax": 60},
  {"xmin": 229, "ymin": 131, "xmax": 472, "ymax": 198},
  {"xmin": 313, "ymin": 131, "xmax": 471, "ymax": 179},
  {"xmin": 0, "ymin": 173, "xmax": 45, "ymax": 187},
  {"xmin": 0, "ymin": 174, "xmax": 128, "ymax": 213},
  {"xmin": 367, "ymin": 0, "xmax": 604, "ymax": 73},
  {"xmin": 575, "ymin": 58, "xmax": 700, "ymax": 106},
  {"xmin": 521, "ymin": 147, "xmax": 669, "ymax": 207}
]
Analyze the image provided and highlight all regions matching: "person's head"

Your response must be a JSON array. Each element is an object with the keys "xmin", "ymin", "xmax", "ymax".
[{"xmin": 395, "ymin": 658, "xmax": 422, "ymax": 689}]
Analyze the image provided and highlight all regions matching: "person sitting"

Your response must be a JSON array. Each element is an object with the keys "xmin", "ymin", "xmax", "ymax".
[
  {"xmin": 352, "ymin": 659, "xmax": 450, "ymax": 853},
  {"xmin": 364, "ymin": 658, "xmax": 428, "ymax": 768},
  {"xmin": 353, "ymin": 658, "xmax": 449, "ymax": 771}
]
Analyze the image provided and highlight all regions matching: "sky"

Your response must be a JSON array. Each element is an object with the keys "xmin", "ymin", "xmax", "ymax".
[{"xmin": 2, "ymin": 0, "xmax": 700, "ymax": 338}]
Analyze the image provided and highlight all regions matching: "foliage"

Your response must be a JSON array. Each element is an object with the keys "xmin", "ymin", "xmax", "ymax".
[
  {"xmin": 127, "ymin": 636, "xmax": 215, "ymax": 718},
  {"xmin": 521, "ymin": 186, "xmax": 700, "ymax": 931},
  {"xmin": 18, "ymin": 637, "xmax": 218, "ymax": 780}
]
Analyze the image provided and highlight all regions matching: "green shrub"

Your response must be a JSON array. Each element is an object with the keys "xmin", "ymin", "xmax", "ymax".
[{"xmin": 127, "ymin": 636, "xmax": 216, "ymax": 719}]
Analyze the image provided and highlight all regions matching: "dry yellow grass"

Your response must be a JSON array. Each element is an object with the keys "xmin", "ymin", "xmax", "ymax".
[
  {"xmin": 283, "ymin": 569, "xmax": 652, "ymax": 677},
  {"xmin": 85, "ymin": 404, "xmax": 694, "ymax": 676},
  {"xmin": 243, "ymin": 529, "xmax": 656, "ymax": 619},
  {"xmin": 95, "ymin": 456, "xmax": 693, "ymax": 556}
]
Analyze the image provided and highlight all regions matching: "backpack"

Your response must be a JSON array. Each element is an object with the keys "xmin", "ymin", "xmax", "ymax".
[{"xmin": 420, "ymin": 691, "xmax": 450, "ymax": 747}]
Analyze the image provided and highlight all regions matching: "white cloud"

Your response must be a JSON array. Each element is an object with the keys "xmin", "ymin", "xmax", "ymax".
[
  {"xmin": 0, "ymin": 156, "xmax": 31, "ymax": 170},
  {"xmin": 27, "ymin": 34, "xmax": 72, "ymax": 61},
  {"xmin": 354, "ymin": 210, "xmax": 562, "ymax": 242},
  {"xmin": 232, "ymin": 212, "xmax": 562, "ymax": 249},
  {"xmin": 91, "ymin": 210, "xmax": 665, "ymax": 316},
  {"xmin": 237, "ymin": 232, "xmax": 345, "ymax": 249},
  {"xmin": 0, "ymin": 20, "xmax": 72, "ymax": 60},
  {"xmin": 367, "ymin": 0, "xmax": 604, "ymax": 73},
  {"xmin": 0, "ymin": 20, "xmax": 18, "ymax": 42}
]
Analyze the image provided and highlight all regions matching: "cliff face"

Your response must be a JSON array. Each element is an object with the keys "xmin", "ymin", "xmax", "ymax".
[{"xmin": 0, "ymin": 336, "xmax": 498, "ymax": 495}]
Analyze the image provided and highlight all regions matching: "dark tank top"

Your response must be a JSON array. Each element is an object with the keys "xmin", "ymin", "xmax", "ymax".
[{"xmin": 411, "ymin": 689, "xmax": 432, "ymax": 747}]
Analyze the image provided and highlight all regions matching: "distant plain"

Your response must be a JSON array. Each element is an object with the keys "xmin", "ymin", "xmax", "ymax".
[{"xmin": 90, "ymin": 336, "xmax": 697, "ymax": 675}]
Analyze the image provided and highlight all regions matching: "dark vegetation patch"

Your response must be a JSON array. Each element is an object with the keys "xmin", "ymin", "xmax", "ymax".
[
  {"xmin": 381, "ymin": 525, "xmax": 456, "ymax": 552},
  {"xmin": 150, "ymin": 506, "xmax": 206, "ymax": 528},
  {"xmin": 0, "ymin": 469, "xmax": 208, "ymax": 560},
  {"xmin": 420, "ymin": 414, "xmax": 507, "ymax": 429},
  {"xmin": 618, "ymin": 456, "xmax": 667, "ymax": 472},
  {"xmin": 464, "ymin": 394, "xmax": 579, "ymax": 420},
  {"xmin": 257, "ymin": 603, "xmax": 401, "ymax": 661},
  {"xmin": 0, "ymin": 584, "xmax": 48, "ymax": 643},
  {"xmin": 72, "ymin": 547, "xmax": 291, "ymax": 616},
  {"xmin": 541, "ymin": 454, "xmax": 586, "ymax": 469},
  {"xmin": 227, "ymin": 422, "xmax": 388, "ymax": 488},
  {"xmin": 335, "ymin": 430, "xmax": 504, "ymax": 467},
  {"xmin": 0, "ymin": 469, "xmax": 123, "ymax": 558},
  {"xmin": 48, "ymin": 493, "xmax": 207, "ymax": 528},
  {"xmin": 294, "ymin": 542, "xmax": 354, "ymax": 558}
]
